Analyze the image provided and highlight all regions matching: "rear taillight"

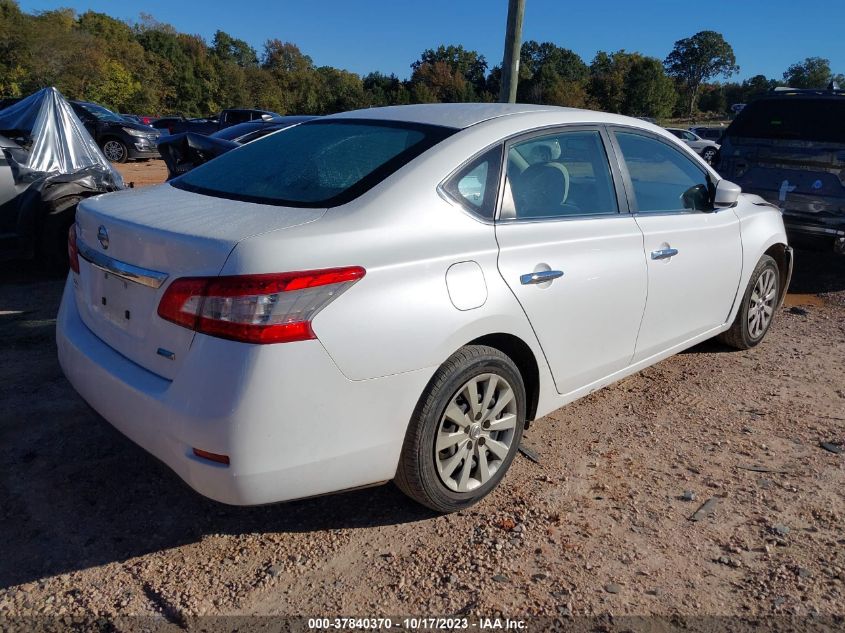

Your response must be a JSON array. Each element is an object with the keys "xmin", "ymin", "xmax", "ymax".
[
  {"xmin": 157, "ymin": 267, "xmax": 365, "ymax": 344},
  {"xmin": 192, "ymin": 448, "xmax": 230, "ymax": 465},
  {"xmin": 68, "ymin": 224, "xmax": 80, "ymax": 274}
]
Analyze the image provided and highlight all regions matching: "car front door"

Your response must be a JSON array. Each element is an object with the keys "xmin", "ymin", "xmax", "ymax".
[
  {"xmin": 495, "ymin": 127, "xmax": 648, "ymax": 395},
  {"xmin": 609, "ymin": 129, "xmax": 742, "ymax": 362}
]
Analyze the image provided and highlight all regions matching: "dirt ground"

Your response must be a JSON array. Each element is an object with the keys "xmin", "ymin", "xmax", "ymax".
[
  {"xmin": 116, "ymin": 159, "xmax": 168, "ymax": 188},
  {"xmin": 0, "ymin": 173, "xmax": 843, "ymax": 628}
]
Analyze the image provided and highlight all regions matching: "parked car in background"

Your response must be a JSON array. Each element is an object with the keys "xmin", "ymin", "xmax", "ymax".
[
  {"xmin": 70, "ymin": 101, "xmax": 160, "ymax": 163},
  {"xmin": 58, "ymin": 104, "xmax": 791, "ymax": 513},
  {"xmin": 121, "ymin": 114, "xmax": 155, "ymax": 126},
  {"xmin": 156, "ymin": 109, "xmax": 282, "ymax": 137},
  {"xmin": 157, "ymin": 116, "xmax": 319, "ymax": 179},
  {"xmin": 689, "ymin": 126, "xmax": 725, "ymax": 142},
  {"xmin": 150, "ymin": 116, "xmax": 185, "ymax": 136},
  {"xmin": 717, "ymin": 88, "xmax": 845, "ymax": 253},
  {"xmin": 665, "ymin": 128, "xmax": 720, "ymax": 163},
  {"xmin": 210, "ymin": 115, "xmax": 318, "ymax": 144}
]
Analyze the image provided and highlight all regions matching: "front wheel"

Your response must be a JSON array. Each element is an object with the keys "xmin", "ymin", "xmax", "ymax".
[
  {"xmin": 395, "ymin": 345, "xmax": 526, "ymax": 513},
  {"xmin": 102, "ymin": 138, "xmax": 128, "ymax": 163},
  {"xmin": 719, "ymin": 254, "xmax": 780, "ymax": 349}
]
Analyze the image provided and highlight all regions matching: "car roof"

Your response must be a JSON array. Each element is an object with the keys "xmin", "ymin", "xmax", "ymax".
[
  {"xmin": 325, "ymin": 103, "xmax": 675, "ymax": 134},
  {"xmin": 752, "ymin": 89, "xmax": 845, "ymax": 103},
  {"xmin": 326, "ymin": 103, "xmax": 569, "ymax": 129}
]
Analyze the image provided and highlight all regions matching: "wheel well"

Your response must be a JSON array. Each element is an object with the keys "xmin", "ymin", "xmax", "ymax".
[
  {"xmin": 100, "ymin": 135, "xmax": 124, "ymax": 146},
  {"xmin": 467, "ymin": 333, "xmax": 540, "ymax": 423},
  {"xmin": 764, "ymin": 243, "xmax": 790, "ymax": 299}
]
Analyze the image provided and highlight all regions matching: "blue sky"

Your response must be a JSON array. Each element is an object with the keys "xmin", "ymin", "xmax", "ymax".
[{"xmin": 18, "ymin": 0, "xmax": 845, "ymax": 82}]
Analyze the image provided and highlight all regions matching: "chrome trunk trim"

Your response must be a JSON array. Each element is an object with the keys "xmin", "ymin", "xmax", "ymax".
[{"xmin": 78, "ymin": 241, "xmax": 168, "ymax": 289}]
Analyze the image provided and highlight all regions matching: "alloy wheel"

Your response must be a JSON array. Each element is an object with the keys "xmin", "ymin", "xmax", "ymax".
[
  {"xmin": 103, "ymin": 140, "xmax": 125, "ymax": 162},
  {"xmin": 435, "ymin": 373, "xmax": 518, "ymax": 493},
  {"xmin": 748, "ymin": 268, "xmax": 777, "ymax": 339}
]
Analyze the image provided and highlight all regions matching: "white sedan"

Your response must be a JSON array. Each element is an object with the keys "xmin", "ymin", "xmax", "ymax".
[
  {"xmin": 57, "ymin": 104, "xmax": 792, "ymax": 513},
  {"xmin": 665, "ymin": 127, "xmax": 720, "ymax": 164}
]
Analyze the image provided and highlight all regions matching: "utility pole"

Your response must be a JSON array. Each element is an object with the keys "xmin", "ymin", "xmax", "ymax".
[{"xmin": 499, "ymin": 0, "xmax": 525, "ymax": 103}]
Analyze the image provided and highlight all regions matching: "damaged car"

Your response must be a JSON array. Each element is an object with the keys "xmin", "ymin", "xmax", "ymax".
[
  {"xmin": 717, "ymin": 86, "xmax": 845, "ymax": 253},
  {"xmin": 0, "ymin": 87, "xmax": 124, "ymax": 268},
  {"xmin": 157, "ymin": 116, "xmax": 317, "ymax": 179}
]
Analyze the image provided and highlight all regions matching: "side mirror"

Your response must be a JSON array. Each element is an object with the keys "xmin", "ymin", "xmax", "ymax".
[
  {"xmin": 260, "ymin": 113, "xmax": 274, "ymax": 122},
  {"xmin": 714, "ymin": 179, "xmax": 741, "ymax": 208}
]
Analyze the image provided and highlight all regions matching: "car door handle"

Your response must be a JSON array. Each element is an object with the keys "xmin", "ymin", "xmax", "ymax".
[
  {"xmin": 520, "ymin": 270, "xmax": 564, "ymax": 285},
  {"xmin": 651, "ymin": 248, "xmax": 679, "ymax": 260}
]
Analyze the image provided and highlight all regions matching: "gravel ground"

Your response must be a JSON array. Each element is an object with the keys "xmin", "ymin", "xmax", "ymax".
[
  {"xmin": 0, "ymin": 221, "xmax": 843, "ymax": 628},
  {"xmin": 115, "ymin": 159, "xmax": 168, "ymax": 188}
]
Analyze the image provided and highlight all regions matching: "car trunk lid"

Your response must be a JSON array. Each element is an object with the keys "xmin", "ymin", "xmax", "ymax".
[{"xmin": 73, "ymin": 184, "xmax": 325, "ymax": 380}]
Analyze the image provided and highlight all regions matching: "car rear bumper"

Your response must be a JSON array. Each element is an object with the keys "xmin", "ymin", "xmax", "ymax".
[{"xmin": 56, "ymin": 277, "xmax": 430, "ymax": 505}]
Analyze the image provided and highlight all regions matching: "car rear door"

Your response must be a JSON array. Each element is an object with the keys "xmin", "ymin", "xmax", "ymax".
[
  {"xmin": 495, "ymin": 127, "xmax": 648, "ymax": 395},
  {"xmin": 609, "ymin": 129, "xmax": 742, "ymax": 362}
]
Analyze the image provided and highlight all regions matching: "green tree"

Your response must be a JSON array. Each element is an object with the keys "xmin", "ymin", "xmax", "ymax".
[
  {"xmin": 315, "ymin": 66, "xmax": 367, "ymax": 114},
  {"xmin": 262, "ymin": 40, "xmax": 322, "ymax": 113},
  {"xmin": 696, "ymin": 83, "xmax": 726, "ymax": 114},
  {"xmin": 411, "ymin": 45, "xmax": 488, "ymax": 97},
  {"xmin": 664, "ymin": 31, "xmax": 738, "ymax": 117},
  {"xmin": 410, "ymin": 60, "xmax": 473, "ymax": 103},
  {"xmin": 588, "ymin": 51, "xmax": 675, "ymax": 118},
  {"xmin": 518, "ymin": 41, "xmax": 588, "ymax": 106},
  {"xmin": 0, "ymin": 0, "xmax": 30, "ymax": 96},
  {"xmin": 363, "ymin": 72, "xmax": 409, "ymax": 106},
  {"xmin": 87, "ymin": 59, "xmax": 141, "ymax": 110},
  {"xmin": 623, "ymin": 56, "xmax": 676, "ymax": 119},
  {"xmin": 211, "ymin": 30, "xmax": 258, "ymax": 67},
  {"xmin": 783, "ymin": 57, "xmax": 834, "ymax": 88},
  {"xmin": 589, "ymin": 51, "xmax": 630, "ymax": 113}
]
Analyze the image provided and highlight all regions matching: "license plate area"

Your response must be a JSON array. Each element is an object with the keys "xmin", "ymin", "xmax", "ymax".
[{"xmin": 89, "ymin": 270, "xmax": 146, "ymax": 334}]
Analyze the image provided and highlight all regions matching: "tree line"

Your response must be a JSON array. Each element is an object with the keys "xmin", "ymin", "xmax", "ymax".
[{"xmin": 0, "ymin": 1, "xmax": 842, "ymax": 120}]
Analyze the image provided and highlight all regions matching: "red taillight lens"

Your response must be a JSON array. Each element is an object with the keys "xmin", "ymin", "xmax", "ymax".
[
  {"xmin": 68, "ymin": 224, "xmax": 80, "ymax": 274},
  {"xmin": 157, "ymin": 267, "xmax": 365, "ymax": 344},
  {"xmin": 192, "ymin": 448, "xmax": 230, "ymax": 465}
]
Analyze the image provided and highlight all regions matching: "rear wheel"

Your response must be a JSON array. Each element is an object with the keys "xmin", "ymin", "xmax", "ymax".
[
  {"xmin": 395, "ymin": 345, "xmax": 526, "ymax": 513},
  {"xmin": 702, "ymin": 147, "xmax": 717, "ymax": 164},
  {"xmin": 719, "ymin": 254, "xmax": 780, "ymax": 349}
]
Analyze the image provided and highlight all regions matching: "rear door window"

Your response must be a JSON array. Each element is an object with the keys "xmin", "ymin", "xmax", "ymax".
[{"xmin": 504, "ymin": 130, "xmax": 619, "ymax": 219}]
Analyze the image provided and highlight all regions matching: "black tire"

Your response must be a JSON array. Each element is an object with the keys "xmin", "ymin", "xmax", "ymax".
[
  {"xmin": 395, "ymin": 345, "xmax": 526, "ymax": 513},
  {"xmin": 101, "ymin": 138, "xmax": 128, "ymax": 163},
  {"xmin": 702, "ymin": 147, "xmax": 717, "ymax": 164},
  {"xmin": 37, "ymin": 195, "xmax": 80, "ymax": 273},
  {"xmin": 718, "ymin": 254, "xmax": 780, "ymax": 350}
]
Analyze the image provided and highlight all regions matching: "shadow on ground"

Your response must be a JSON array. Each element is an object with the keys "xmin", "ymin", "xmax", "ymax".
[{"xmin": 0, "ymin": 275, "xmax": 433, "ymax": 590}]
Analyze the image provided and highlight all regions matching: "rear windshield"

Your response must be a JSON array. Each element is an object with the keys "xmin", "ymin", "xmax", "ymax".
[
  {"xmin": 728, "ymin": 98, "xmax": 845, "ymax": 144},
  {"xmin": 173, "ymin": 119, "xmax": 457, "ymax": 207}
]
